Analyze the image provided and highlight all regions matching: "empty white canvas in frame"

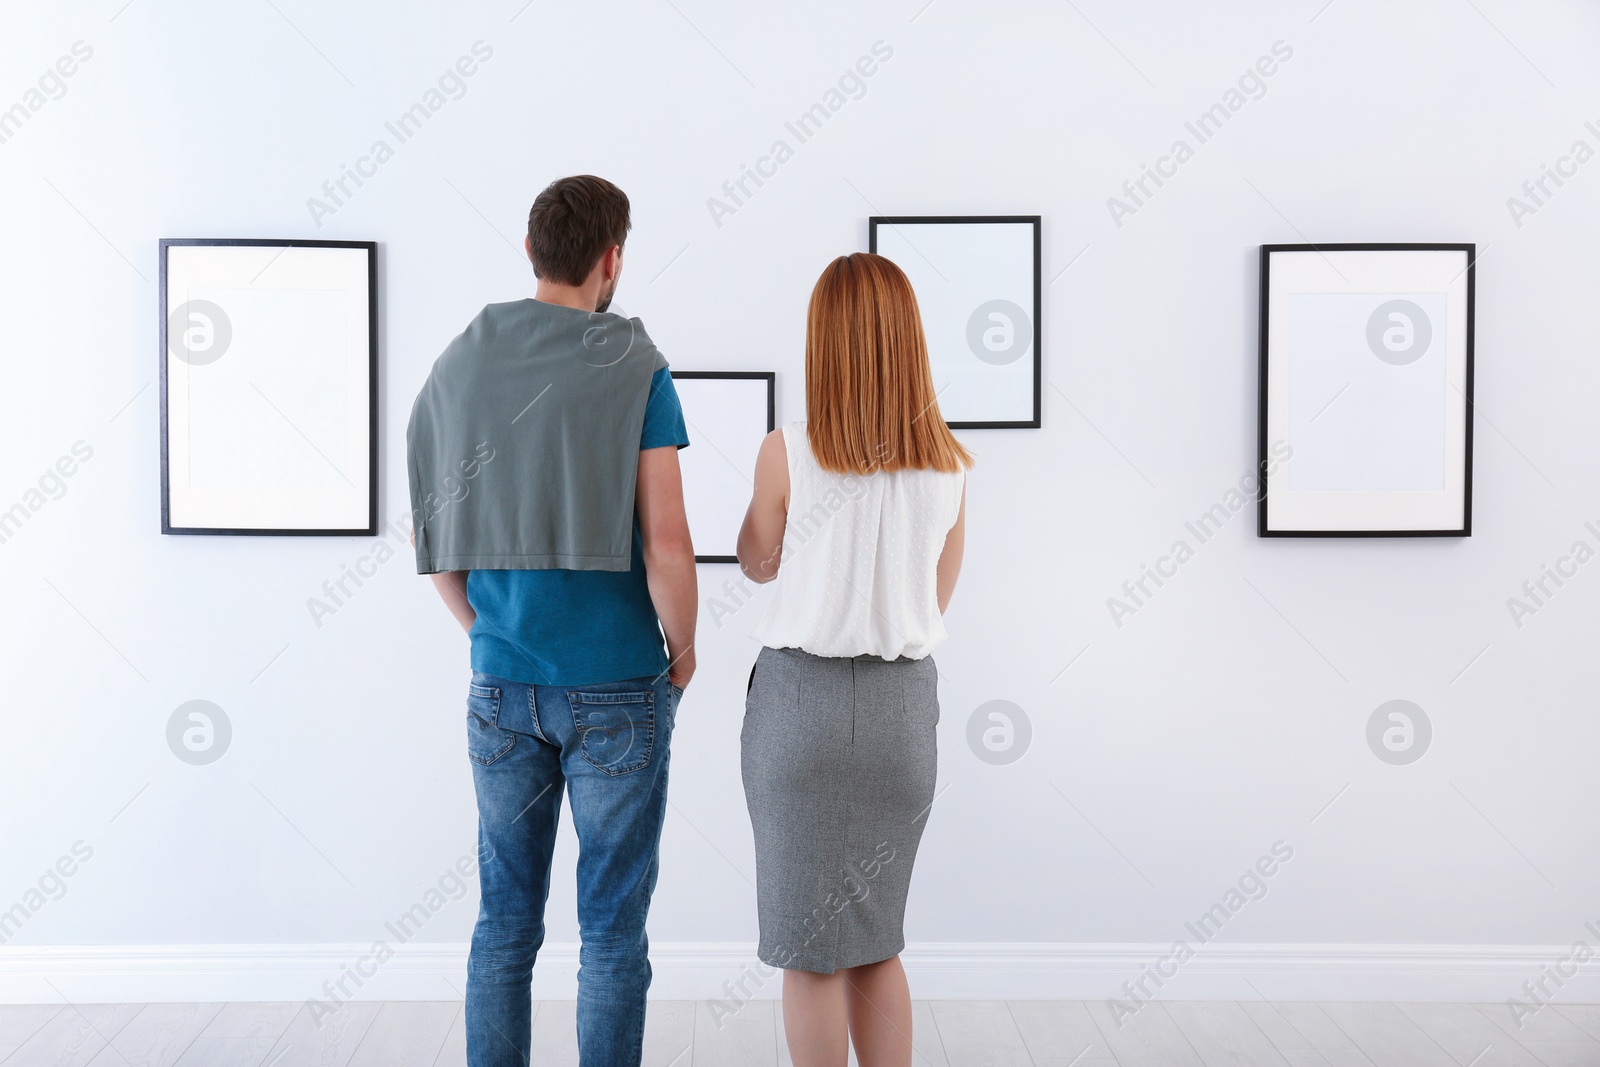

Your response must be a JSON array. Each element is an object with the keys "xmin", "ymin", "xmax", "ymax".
[
  {"xmin": 1259, "ymin": 243, "xmax": 1475, "ymax": 536},
  {"xmin": 671, "ymin": 371, "xmax": 775, "ymax": 562},
  {"xmin": 160, "ymin": 240, "xmax": 377, "ymax": 535},
  {"xmin": 869, "ymin": 216, "xmax": 1041, "ymax": 428}
]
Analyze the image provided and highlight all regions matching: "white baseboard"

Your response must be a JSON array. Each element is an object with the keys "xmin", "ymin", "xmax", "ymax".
[{"xmin": 1, "ymin": 942, "xmax": 1595, "ymax": 1005}]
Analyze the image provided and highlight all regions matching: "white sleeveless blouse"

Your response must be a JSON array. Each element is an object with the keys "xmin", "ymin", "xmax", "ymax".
[{"xmin": 752, "ymin": 421, "xmax": 965, "ymax": 660}]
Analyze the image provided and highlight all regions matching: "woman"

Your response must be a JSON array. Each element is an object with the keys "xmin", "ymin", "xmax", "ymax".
[{"xmin": 736, "ymin": 253, "xmax": 972, "ymax": 1066}]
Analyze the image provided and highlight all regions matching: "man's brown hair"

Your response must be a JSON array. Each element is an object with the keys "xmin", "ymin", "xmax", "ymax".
[{"xmin": 526, "ymin": 175, "xmax": 631, "ymax": 286}]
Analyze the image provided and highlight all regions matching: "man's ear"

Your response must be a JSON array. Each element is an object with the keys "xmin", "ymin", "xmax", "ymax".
[
  {"xmin": 524, "ymin": 234, "xmax": 534, "ymax": 263},
  {"xmin": 605, "ymin": 244, "xmax": 623, "ymax": 280}
]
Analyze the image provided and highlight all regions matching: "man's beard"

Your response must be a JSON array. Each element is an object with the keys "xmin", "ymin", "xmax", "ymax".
[{"xmin": 595, "ymin": 278, "xmax": 618, "ymax": 314}]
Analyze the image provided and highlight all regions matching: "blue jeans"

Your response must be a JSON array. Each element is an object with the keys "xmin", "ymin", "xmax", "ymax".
[{"xmin": 464, "ymin": 670, "xmax": 679, "ymax": 1067}]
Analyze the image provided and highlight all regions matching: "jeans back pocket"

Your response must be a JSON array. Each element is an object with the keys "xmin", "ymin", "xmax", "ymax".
[
  {"xmin": 467, "ymin": 683, "xmax": 515, "ymax": 766},
  {"xmin": 567, "ymin": 689, "xmax": 655, "ymax": 776}
]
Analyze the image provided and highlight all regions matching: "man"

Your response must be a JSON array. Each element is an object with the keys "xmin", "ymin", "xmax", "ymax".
[{"xmin": 406, "ymin": 174, "xmax": 697, "ymax": 1066}]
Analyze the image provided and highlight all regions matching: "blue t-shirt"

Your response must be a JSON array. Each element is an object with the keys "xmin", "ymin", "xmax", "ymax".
[{"xmin": 466, "ymin": 368, "xmax": 689, "ymax": 686}]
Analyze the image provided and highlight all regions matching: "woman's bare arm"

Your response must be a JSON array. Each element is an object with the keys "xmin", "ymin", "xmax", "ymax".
[
  {"xmin": 935, "ymin": 484, "xmax": 966, "ymax": 614},
  {"xmin": 737, "ymin": 429, "xmax": 790, "ymax": 584}
]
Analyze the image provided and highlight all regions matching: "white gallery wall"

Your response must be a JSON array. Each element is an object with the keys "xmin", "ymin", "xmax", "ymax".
[{"xmin": 2, "ymin": 0, "xmax": 1599, "ymax": 1003}]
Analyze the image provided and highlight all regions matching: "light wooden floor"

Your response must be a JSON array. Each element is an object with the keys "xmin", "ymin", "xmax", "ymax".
[{"xmin": 2, "ymin": 999, "xmax": 1598, "ymax": 1066}]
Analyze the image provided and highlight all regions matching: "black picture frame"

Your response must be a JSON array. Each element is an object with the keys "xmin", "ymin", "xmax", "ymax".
[
  {"xmin": 1258, "ymin": 242, "xmax": 1475, "ymax": 538},
  {"xmin": 671, "ymin": 370, "xmax": 775, "ymax": 563},
  {"xmin": 159, "ymin": 238, "xmax": 379, "ymax": 537},
  {"xmin": 868, "ymin": 215, "xmax": 1042, "ymax": 429}
]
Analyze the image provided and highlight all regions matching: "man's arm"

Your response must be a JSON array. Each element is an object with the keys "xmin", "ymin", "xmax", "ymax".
[
  {"xmin": 430, "ymin": 571, "xmax": 476, "ymax": 632},
  {"xmin": 412, "ymin": 524, "xmax": 476, "ymax": 633},
  {"xmin": 636, "ymin": 445, "xmax": 698, "ymax": 690}
]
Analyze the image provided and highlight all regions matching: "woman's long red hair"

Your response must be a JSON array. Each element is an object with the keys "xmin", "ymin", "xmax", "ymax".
[{"xmin": 804, "ymin": 253, "xmax": 974, "ymax": 474}]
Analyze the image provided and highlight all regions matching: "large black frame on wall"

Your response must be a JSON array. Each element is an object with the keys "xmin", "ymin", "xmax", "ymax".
[
  {"xmin": 160, "ymin": 238, "xmax": 379, "ymax": 536},
  {"xmin": 868, "ymin": 215, "xmax": 1042, "ymax": 429},
  {"xmin": 1258, "ymin": 242, "xmax": 1475, "ymax": 538},
  {"xmin": 671, "ymin": 370, "xmax": 776, "ymax": 564}
]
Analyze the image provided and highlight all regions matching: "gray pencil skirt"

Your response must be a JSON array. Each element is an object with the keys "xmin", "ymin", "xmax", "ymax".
[{"xmin": 741, "ymin": 645, "xmax": 940, "ymax": 974}]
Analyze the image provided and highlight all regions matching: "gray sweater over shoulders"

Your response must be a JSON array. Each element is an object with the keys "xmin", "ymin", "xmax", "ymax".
[{"xmin": 406, "ymin": 299, "xmax": 667, "ymax": 574}]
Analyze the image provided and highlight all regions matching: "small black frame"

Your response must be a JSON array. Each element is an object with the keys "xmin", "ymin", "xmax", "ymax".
[
  {"xmin": 868, "ymin": 215, "xmax": 1042, "ymax": 429},
  {"xmin": 671, "ymin": 370, "xmax": 775, "ymax": 564},
  {"xmin": 1257, "ymin": 242, "xmax": 1475, "ymax": 538},
  {"xmin": 159, "ymin": 238, "xmax": 379, "ymax": 536}
]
